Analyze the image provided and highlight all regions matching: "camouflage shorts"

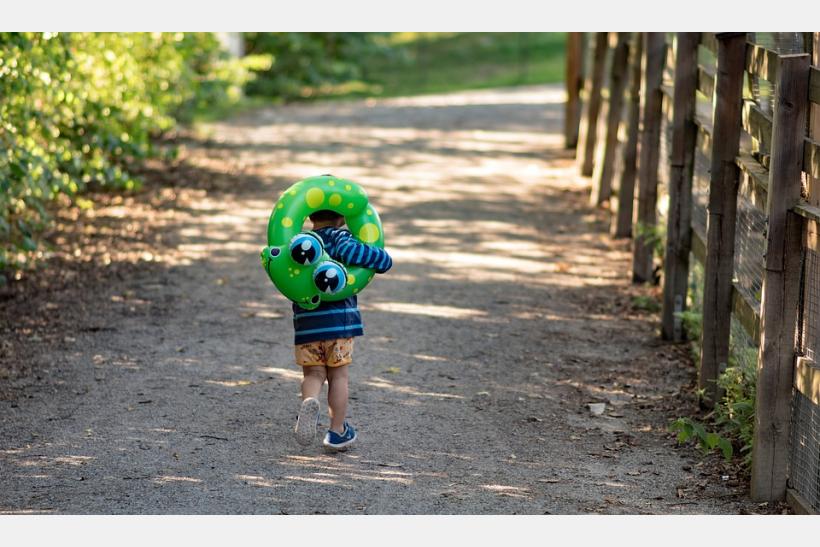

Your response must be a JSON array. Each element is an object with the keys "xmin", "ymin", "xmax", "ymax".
[{"xmin": 294, "ymin": 337, "xmax": 354, "ymax": 367}]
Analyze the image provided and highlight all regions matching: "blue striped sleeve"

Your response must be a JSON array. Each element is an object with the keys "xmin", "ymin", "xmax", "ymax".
[{"xmin": 324, "ymin": 229, "xmax": 393, "ymax": 273}]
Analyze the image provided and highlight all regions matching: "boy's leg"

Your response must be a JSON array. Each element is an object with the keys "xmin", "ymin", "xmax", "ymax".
[
  {"xmin": 294, "ymin": 341, "xmax": 328, "ymax": 446},
  {"xmin": 301, "ymin": 365, "xmax": 327, "ymax": 400},
  {"xmin": 295, "ymin": 366, "xmax": 326, "ymax": 445},
  {"xmin": 326, "ymin": 364, "xmax": 349, "ymax": 434}
]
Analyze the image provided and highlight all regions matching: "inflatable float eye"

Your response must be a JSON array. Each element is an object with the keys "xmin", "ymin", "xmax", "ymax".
[
  {"xmin": 289, "ymin": 233, "xmax": 323, "ymax": 266},
  {"xmin": 313, "ymin": 262, "xmax": 347, "ymax": 295}
]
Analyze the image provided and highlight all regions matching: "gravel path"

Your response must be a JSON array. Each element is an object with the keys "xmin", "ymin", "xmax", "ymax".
[{"xmin": 0, "ymin": 85, "xmax": 761, "ymax": 514}]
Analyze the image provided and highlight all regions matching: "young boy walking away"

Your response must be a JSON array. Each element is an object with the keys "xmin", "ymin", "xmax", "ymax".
[{"xmin": 293, "ymin": 209, "xmax": 392, "ymax": 450}]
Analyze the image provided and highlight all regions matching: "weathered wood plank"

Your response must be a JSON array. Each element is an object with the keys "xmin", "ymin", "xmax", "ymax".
[
  {"xmin": 662, "ymin": 32, "xmax": 700, "ymax": 342},
  {"xmin": 592, "ymin": 33, "xmax": 631, "ymax": 206},
  {"xmin": 794, "ymin": 356, "xmax": 820, "ymax": 406},
  {"xmin": 578, "ymin": 33, "xmax": 609, "ymax": 177},
  {"xmin": 697, "ymin": 64, "xmax": 716, "ymax": 99},
  {"xmin": 664, "ymin": 40, "xmax": 676, "ymax": 84},
  {"xmin": 694, "ymin": 97, "xmax": 714, "ymax": 135},
  {"xmin": 751, "ymin": 53, "xmax": 810, "ymax": 503},
  {"xmin": 793, "ymin": 201, "xmax": 820, "ymax": 223},
  {"xmin": 743, "ymin": 101, "xmax": 774, "ymax": 155},
  {"xmin": 612, "ymin": 33, "xmax": 644, "ymax": 239},
  {"xmin": 736, "ymin": 151, "xmax": 769, "ymax": 208},
  {"xmin": 632, "ymin": 33, "xmax": 667, "ymax": 283},
  {"xmin": 804, "ymin": 136, "xmax": 820, "ymax": 178},
  {"xmin": 787, "ymin": 487, "xmax": 820, "ymax": 515},
  {"xmin": 564, "ymin": 32, "xmax": 585, "ymax": 149},
  {"xmin": 699, "ymin": 33, "xmax": 747, "ymax": 408},
  {"xmin": 746, "ymin": 43, "xmax": 780, "ymax": 83},
  {"xmin": 810, "ymin": 65, "xmax": 820, "ymax": 105},
  {"xmin": 701, "ymin": 33, "xmax": 718, "ymax": 54}
]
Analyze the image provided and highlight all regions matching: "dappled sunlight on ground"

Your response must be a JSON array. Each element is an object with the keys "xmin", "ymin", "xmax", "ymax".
[
  {"xmin": 365, "ymin": 302, "xmax": 488, "ymax": 319},
  {"xmin": 0, "ymin": 84, "xmax": 758, "ymax": 515}
]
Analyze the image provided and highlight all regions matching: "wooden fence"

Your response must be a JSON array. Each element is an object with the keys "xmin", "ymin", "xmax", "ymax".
[{"xmin": 565, "ymin": 32, "xmax": 820, "ymax": 513}]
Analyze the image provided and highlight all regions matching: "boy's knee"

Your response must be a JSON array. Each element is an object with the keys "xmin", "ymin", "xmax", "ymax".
[
  {"xmin": 303, "ymin": 366, "xmax": 328, "ymax": 382},
  {"xmin": 327, "ymin": 365, "xmax": 349, "ymax": 381}
]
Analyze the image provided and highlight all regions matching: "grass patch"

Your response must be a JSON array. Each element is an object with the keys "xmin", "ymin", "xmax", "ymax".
[
  {"xmin": 189, "ymin": 95, "xmax": 278, "ymax": 124},
  {"xmin": 319, "ymin": 32, "xmax": 566, "ymax": 100}
]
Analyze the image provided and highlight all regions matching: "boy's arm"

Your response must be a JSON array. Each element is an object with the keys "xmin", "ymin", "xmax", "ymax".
[{"xmin": 328, "ymin": 229, "xmax": 393, "ymax": 273}]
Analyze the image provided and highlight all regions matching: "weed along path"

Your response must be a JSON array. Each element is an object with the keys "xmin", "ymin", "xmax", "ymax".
[{"xmin": 0, "ymin": 85, "xmax": 762, "ymax": 514}]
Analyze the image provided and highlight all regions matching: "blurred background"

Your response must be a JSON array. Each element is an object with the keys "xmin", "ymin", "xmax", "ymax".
[{"xmin": 0, "ymin": 32, "xmax": 565, "ymax": 281}]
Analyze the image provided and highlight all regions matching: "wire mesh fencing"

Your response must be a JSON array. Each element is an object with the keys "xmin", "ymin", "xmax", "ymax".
[
  {"xmin": 798, "ymin": 248, "xmax": 820, "ymax": 363},
  {"xmin": 790, "ymin": 247, "xmax": 820, "ymax": 511},
  {"xmin": 789, "ymin": 389, "xmax": 820, "ymax": 511},
  {"xmin": 733, "ymin": 193, "xmax": 767, "ymax": 309},
  {"xmin": 691, "ymin": 137, "xmax": 710, "ymax": 240}
]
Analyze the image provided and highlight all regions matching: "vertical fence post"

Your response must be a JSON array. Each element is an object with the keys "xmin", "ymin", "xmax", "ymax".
[
  {"xmin": 698, "ymin": 33, "xmax": 746, "ymax": 408},
  {"xmin": 577, "ymin": 33, "xmax": 609, "ymax": 176},
  {"xmin": 632, "ymin": 32, "xmax": 667, "ymax": 283},
  {"xmin": 661, "ymin": 33, "xmax": 700, "ymax": 341},
  {"xmin": 565, "ymin": 32, "xmax": 585, "ymax": 149},
  {"xmin": 591, "ymin": 33, "xmax": 631, "ymax": 206},
  {"xmin": 750, "ymin": 53, "xmax": 810, "ymax": 502},
  {"xmin": 612, "ymin": 33, "xmax": 644, "ymax": 238}
]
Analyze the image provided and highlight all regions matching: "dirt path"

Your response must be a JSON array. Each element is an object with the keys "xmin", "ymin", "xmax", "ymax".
[{"xmin": 0, "ymin": 85, "xmax": 764, "ymax": 514}]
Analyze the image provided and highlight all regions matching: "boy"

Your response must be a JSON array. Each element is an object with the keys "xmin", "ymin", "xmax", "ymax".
[{"xmin": 293, "ymin": 209, "xmax": 393, "ymax": 450}]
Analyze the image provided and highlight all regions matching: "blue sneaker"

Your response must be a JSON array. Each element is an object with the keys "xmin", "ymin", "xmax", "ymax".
[
  {"xmin": 294, "ymin": 397, "xmax": 320, "ymax": 446},
  {"xmin": 323, "ymin": 421, "xmax": 357, "ymax": 450}
]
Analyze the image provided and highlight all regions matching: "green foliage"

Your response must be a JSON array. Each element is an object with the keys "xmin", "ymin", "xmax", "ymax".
[
  {"xmin": 670, "ymin": 417, "xmax": 734, "ymax": 460},
  {"xmin": 242, "ymin": 33, "xmax": 567, "ymax": 101},
  {"xmin": 351, "ymin": 32, "xmax": 567, "ymax": 99},
  {"xmin": 631, "ymin": 294, "xmax": 661, "ymax": 313},
  {"xmin": 713, "ymin": 335, "xmax": 758, "ymax": 467},
  {"xmin": 634, "ymin": 220, "xmax": 666, "ymax": 262},
  {"xmin": 673, "ymin": 297, "xmax": 757, "ymax": 467},
  {"xmin": 243, "ymin": 33, "xmax": 392, "ymax": 100},
  {"xmin": 0, "ymin": 32, "xmax": 250, "ymax": 277}
]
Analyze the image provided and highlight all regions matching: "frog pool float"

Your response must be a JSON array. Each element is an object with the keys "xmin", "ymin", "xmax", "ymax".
[{"xmin": 260, "ymin": 175, "xmax": 384, "ymax": 310}]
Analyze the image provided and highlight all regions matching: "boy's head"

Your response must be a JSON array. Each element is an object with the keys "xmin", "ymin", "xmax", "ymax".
[{"xmin": 309, "ymin": 209, "xmax": 345, "ymax": 229}]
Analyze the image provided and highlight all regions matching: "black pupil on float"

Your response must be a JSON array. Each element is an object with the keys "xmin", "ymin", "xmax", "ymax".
[
  {"xmin": 291, "ymin": 238, "xmax": 317, "ymax": 265},
  {"xmin": 315, "ymin": 267, "xmax": 340, "ymax": 294}
]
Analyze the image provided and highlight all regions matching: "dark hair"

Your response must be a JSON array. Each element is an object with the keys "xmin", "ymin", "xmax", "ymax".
[{"xmin": 309, "ymin": 209, "xmax": 344, "ymax": 223}]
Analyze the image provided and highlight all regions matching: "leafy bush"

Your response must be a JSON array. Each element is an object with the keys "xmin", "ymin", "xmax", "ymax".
[
  {"xmin": 0, "ymin": 32, "xmax": 250, "ymax": 279},
  {"xmin": 631, "ymin": 294, "xmax": 661, "ymax": 313},
  {"xmin": 670, "ymin": 345, "xmax": 757, "ymax": 467},
  {"xmin": 671, "ymin": 416, "xmax": 734, "ymax": 460},
  {"xmin": 634, "ymin": 220, "xmax": 666, "ymax": 263},
  {"xmin": 713, "ymin": 337, "xmax": 758, "ymax": 467},
  {"xmin": 243, "ymin": 32, "xmax": 392, "ymax": 100},
  {"xmin": 673, "ymin": 265, "xmax": 758, "ymax": 468}
]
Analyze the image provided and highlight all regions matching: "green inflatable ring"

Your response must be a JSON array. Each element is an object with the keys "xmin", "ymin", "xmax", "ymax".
[{"xmin": 260, "ymin": 175, "xmax": 384, "ymax": 310}]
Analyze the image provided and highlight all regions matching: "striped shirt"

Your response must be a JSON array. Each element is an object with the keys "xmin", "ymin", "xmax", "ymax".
[{"xmin": 292, "ymin": 227, "xmax": 392, "ymax": 344}]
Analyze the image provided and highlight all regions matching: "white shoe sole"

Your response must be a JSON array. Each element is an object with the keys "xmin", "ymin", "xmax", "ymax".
[{"xmin": 295, "ymin": 398, "xmax": 320, "ymax": 446}]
